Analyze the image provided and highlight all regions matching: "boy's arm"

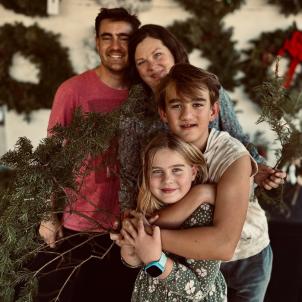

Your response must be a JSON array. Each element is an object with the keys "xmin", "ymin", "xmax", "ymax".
[
  {"xmin": 160, "ymin": 155, "xmax": 251, "ymax": 261},
  {"xmin": 154, "ymin": 184, "xmax": 216, "ymax": 229}
]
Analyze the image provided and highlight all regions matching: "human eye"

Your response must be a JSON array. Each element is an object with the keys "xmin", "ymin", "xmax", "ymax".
[
  {"xmin": 154, "ymin": 52, "xmax": 162, "ymax": 59},
  {"xmin": 172, "ymin": 167, "xmax": 183, "ymax": 174},
  {"xmin": 169, "ymin": 103, "xmax": 181, "ymax": 109},
  {"xmin": 136, "ymin": 60, "xmax": 145, "ymax": 67},
  {"xmin": 151, "ymin": 169, "xmax": 163, "ymax": 176},
  {"xmin": 192, "ymin": 101, "xmax": 204, "ymax": 108},
  {"xmin": 101, "ymin": 34, "xmax": 111, "ymax": 41},
  {"xmin": 119, "ymin": 35, "xmax": 129, "ymax": 42}
]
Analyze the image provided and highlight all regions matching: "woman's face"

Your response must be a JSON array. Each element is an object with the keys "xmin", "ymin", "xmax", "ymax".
[{"xmin": 135, "ymin": 37, "xmax": 175, "ymax": 92}]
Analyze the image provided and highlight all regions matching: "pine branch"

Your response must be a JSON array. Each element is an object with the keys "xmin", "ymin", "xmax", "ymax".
[{"xmin": 254, "ymin": 66, "xmax": 302, "ymax": 210}]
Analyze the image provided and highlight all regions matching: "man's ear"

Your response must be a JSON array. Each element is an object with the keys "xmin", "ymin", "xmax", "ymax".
[
  {"xmin": 210, "ymin": 102, "xmax": 219, "ymax": 122},
  {"xmin": 158, "ymin": 108, "xmax": 168, "ymax": 123}
]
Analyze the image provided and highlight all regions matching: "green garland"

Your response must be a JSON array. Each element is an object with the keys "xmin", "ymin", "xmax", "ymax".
[
  {"xmin": 168, "ymin": 0, "xmax": 245, "ymax": 91},
  {"xmin": 173, "ymin": 0, "xmax": 245, "ymax": 17},
  {"xmin": 267, "ymin": 0, "xmax": 302, "ymax": 16},
  {"xmin": 0, "ymin": 0, "xmax": 48, "ymax": 17},
  {"xmin": 240, "ymin": 24, "xmax": 302, "ymax": 106},
  {"xmin": 0, "ymin": 23, "xmax": 75, "ymax": 115}
]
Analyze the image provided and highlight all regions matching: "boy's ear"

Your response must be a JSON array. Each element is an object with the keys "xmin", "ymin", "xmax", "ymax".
[
  {"xmin": 210, "ymin": 102, "xmax": 219, "ymax": 122},
  {"xmin": 158, "ymin": 108, "xmax": 168, "ymax": 123}
]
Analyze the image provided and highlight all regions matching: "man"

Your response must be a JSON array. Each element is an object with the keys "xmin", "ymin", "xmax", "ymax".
[{"xmin": 37, "ymin": 7, "xmax": 140, "ymax": 302}]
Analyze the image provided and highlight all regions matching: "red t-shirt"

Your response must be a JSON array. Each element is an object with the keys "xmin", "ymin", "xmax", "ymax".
[{"xmin": 48, "ymin": 69, "xmax": 128, "ymax": 232}]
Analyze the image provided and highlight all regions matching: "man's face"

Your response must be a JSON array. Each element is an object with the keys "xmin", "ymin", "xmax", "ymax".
[
  {"xmin": 159, "ymin": 83, "xmax": 218, "ymax": 150},
  {"xmin": 96, "ymin": 19, "xmax": 133, "ymax": 73}
]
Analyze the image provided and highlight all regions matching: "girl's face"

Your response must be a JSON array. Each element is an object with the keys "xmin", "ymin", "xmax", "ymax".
[
  {"xmin": 149, "ymin": 148, "xmax": 197, "ymax": 205},
  {"xmin": 135, "ymin": 37, "xmax": 175, "ymax": 92}
]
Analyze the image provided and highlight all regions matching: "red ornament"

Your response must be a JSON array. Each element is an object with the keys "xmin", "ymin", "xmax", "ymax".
[{"xmin": 278, "ymin": 30, "xmax": 302, "ymax": 88}]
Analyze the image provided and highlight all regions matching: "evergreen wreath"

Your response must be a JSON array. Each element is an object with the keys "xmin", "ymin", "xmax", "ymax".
[
  {"xmin": 168, "ymin": 0, "xmax": 245, "ymax": 91},
  {"xmin": 267, "ymin": 0, "xmax": 302, "ymax": 16},
  {"xmin": 0, "ymin": 23, "xmax": 74, "ymax": 115},
  {"xmin": 240, "ymin": 24, "xmax": 302, "ymax": 106},
  {"xmin": 173, "ymin": 0, "xmax": 245, "ymax": 18},
  {"xmin": 0, "ymin": 0, "xmax": 48, "ymax": 17}
]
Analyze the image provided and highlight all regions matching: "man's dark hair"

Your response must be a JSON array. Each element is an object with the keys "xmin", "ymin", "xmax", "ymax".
[
  {"xmin": 95, "ymin": 7, "xmax": 140, "ymax": 37},
  {"xmin": 156, "ymin": 63, "xmax": 221, "ymax": 110}
]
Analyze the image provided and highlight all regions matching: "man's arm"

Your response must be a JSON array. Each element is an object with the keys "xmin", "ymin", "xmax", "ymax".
[{"xmin": 160, "ymin": 155, "xmax": 251, "ymax": 261}]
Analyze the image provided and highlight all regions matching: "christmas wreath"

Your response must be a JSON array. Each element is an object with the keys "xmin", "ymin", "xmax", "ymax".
[
  {"xmin": 267, "ymin": 0, "xmax": 302, "ymax": 16},
  {"xmin": 0, "ymin": 23, "xmax": 74, "ymax": 115},
  {"xmin": 240, "ymin": 24, "xmax": 302, "ymax": 106},
  {"xmin": 0, "ymin": 0, "xmax": 48, "ymax": 17},
  {"xmin": 168, "ymin": 0, "xmax": 245, "ymax": 91},
  {"xmin": 173, "ymin": 0, "xmax": 245, "ymax": 17}
]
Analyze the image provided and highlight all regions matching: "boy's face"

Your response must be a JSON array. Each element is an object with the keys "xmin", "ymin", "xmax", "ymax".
[{"xmin": 159, "ymin": 83, "xmax": 218, "ymax": 150}]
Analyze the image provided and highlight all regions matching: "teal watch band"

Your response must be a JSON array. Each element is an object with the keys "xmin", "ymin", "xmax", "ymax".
[{"xmin": 144, "ymin": 252, "xmax": 167, "ymax": 277}]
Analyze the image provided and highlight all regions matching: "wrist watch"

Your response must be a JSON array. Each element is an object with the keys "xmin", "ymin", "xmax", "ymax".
[{"xmin": 144, "ymin": 252, "xmax": 168, "ymax": 277}]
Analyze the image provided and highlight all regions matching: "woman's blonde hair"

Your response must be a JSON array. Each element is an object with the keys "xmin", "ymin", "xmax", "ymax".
[{"xmin": 137, "ymin": 132, "xmax": 208, "ymax": 216}]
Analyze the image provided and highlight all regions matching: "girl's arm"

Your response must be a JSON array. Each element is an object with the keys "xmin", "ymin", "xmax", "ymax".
[
  {"xmin": 154, "ymin": 183, "xmax": 216, "ymax": 229},
  {"xmin": 125, "ymin": 218, "xmax": 225, "ymax": 300},
  {"xmin": 120, "ymin": 244, "xmax": 142, "ymax": 268}
]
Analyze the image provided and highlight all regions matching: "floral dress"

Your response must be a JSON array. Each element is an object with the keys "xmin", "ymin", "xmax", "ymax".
[{"xmin": 131, "ymin": 203, "xmax": 227, "ymax": 302}]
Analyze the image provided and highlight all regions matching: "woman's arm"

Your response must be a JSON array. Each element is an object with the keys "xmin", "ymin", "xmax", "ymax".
[{"xmin": 154, "ymin": 184, "xmax": 216, "ymax": 229}]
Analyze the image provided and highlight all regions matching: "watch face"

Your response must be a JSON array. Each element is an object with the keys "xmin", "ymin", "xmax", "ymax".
[{"xmin": 146, "ymin": 265, "xmax": 163, "ymax": 277}]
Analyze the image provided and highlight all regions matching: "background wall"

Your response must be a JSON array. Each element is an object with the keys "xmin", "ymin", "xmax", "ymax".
[{"xmin": 0, "ymin": 0, "xmax": 301, "ymax": 166}]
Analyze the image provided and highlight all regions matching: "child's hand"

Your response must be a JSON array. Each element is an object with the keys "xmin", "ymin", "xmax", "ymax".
[
  {"xmin": 122, "ymin": 218, "xmax": 162, "ymax": 265},
  {"xmin": 121, "ymin": 244, "xmax": 142, "ymax": 267}
]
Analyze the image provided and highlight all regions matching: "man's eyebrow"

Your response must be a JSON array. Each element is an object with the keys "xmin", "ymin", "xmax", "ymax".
[{"xmin": 99, "ymin": 32, "xmax": 130, "ymax": 37}]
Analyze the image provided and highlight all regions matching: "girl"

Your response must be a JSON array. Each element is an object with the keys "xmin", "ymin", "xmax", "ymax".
[{"xmin": 121, "ymin": 132, "xmax": 226, "ymax": 302}]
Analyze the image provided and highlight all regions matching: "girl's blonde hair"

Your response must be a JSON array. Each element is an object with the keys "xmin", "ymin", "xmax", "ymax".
[{"xmin": 137, "ymin": 132, "xmax": 208, "ymax": 216}]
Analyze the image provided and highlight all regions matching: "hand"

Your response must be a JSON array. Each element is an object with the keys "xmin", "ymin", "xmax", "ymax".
[
  {"xmin": 254, "ymin": 164, "xmax": 287, "ymax": 190},
  {"xmin": 128, "ymin": 210, "xmax": 154, "ymax": 235},
  {"xmin": 122, "ymin": 218, "xmax": 162, "ymax": 265},
  {"xmin": 121, "ymin": 244, "xmax": 142, "ymax": 267},
  {"xmin": 39, "ymin": 214, "xmax": 63, "ymax": 248}
]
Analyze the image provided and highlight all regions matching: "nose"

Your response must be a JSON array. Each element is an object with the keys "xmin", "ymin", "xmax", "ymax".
[
  {"xmin": 163, "ymin": 172, "xmax": 173, "ymax": 184},
  {"xmin": 180, "ymin": 105, "xmax": 193, "ymax": 120},
  {"xmin": 110, "ymin": 38, "xmax": 122, "ymax": 50},
  {"xmin": 146, "ymin": 59, "xmax": 156, "ymax": 71}
]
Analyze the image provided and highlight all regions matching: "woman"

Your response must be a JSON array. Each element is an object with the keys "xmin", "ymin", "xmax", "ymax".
[{"xmin": 118, "ymin": 24, "xmax": 282, "ymax": 302}]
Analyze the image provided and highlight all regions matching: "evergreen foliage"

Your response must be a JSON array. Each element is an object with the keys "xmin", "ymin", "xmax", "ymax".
[
  {"xmin": 0, "ymin": 84, "xmax": 150, "ymax": 301},
  {"xmin": 267, "ymin": 0, "xmax": 302, "ymax": 16},
  {"xmin": 0, "ymin": 0, "xmax": 48, "ymax": 17},
  {"xmin": 168, "ymin": 0, "xmax": 243, "ymax": 91},
  {"xmin": 0, "ymin": 23, "xmax": 74, "ymax": 116},
  {"xmin": 240, "ymin": 24, "xmax": 302, "ymax": 106},
  {"xmin": 254, "ymin": 68, "xmax": 302, "ymax": 210}
]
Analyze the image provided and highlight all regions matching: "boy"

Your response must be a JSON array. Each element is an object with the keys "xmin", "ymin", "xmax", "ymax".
[{"xmin": 122, "ymin": 63, "xmax": 269, "ymax": 301}]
